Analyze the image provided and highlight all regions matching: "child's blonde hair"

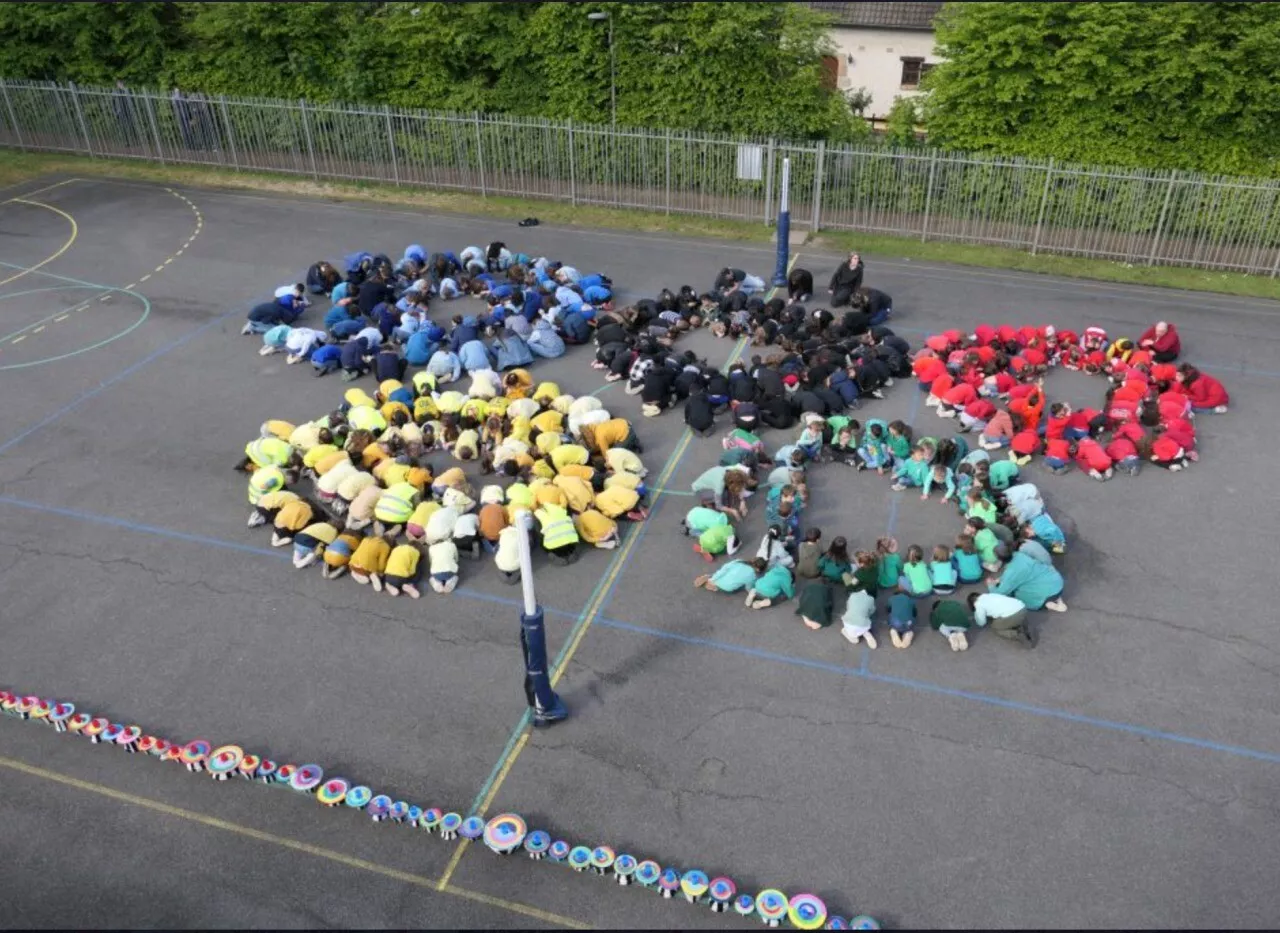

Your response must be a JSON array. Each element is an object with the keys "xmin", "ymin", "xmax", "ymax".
[
  {"xmin": 876, "ymin": 536, "xmax": 898, "ymax": 555},
  {"xmin": 932, "ymin": 544, "xmax": 951, "ymax": 563}
]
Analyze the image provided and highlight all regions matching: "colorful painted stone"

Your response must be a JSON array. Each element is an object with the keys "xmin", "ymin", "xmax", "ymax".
[
  {"xmin": 16, "ymin": 696, "xmax": 38, "ymax": 719},
  {"xmin": 238, "ymin": 754, "xmax": 261, "ymax": 779},
  {"xmin": 788, "ymin": 893, "xmax": 828, "ymax": 930},
  {"xmin": 613, "ymin": 854, "xmax": 637, "ymax": 885},
  {"xmin": 848, "ymin": 916, "xmax": 880, "ymax": 930},
  {"xmin": 256, "ymin": 760, "xmax": 278, "ymax": 783},
  {"xmin": 547, "ymin": 840, "xmax": 570, "ymax": 862},
  {"xmin": 734, "ymin": 894, "xmax": 757, "ymax": 918},
  {"xmin": 708, "ymin": 877, "xmax": 736, "ymax": 911},
  {"xmin": 459, "ymin": 815, "xmax": 484, "ymax": 838},
  {"xmin": 83, "ymin": 718, "xmax": 108, "ymax": 743},
  {"xmin": 101, "ymin": 723, "xmax": 125, "ymax": 745},
  {"xmin": 681, "ymin": 869, "xmax": 709, "ymax": 904},
  {"xmin": 160, "ymin": 745, "xmax": 183, "ymax": 764},
  {"xmin": 150, "ymin": 738, "xmax": 173, "ymax": 758},
  {"xmin": 826, "ymin": 917, "xmax": 850, "ymax": 930},
  {"xmin": 567, "ymin": 846, "xmax": 592, "ymax": 872},
  {"xmin": 273, "ymin": 764, "xmax": 297, "ymax": 785},
  {"xmin": 29, "ymin": 699, "xmax": 52, "ymax": 723},
  {"xmin": 389, "ymin": 801, "xmax": 411, "ymax": 823},
  {"xmin": 406, "ymin": 806, "xmax": 423, "ymax": 825},
  {"xmin": 482, "ymin": 814, "xmax": 528, "ymax": 855},
  {"xmin": 418, "ymin": 806, "xmax": 443, "ymax": 831},
  {"xmin": 315, "ymin": 778, "xmax": 350, "ymax": 807}
]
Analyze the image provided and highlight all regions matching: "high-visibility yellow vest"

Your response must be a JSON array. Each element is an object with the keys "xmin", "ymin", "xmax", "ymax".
[
  {"xmin": 248, "ymin": 466, "xmax": 286, "ymax": 504},
  {"xmin": 374, "ymin": 482, "xmax": 419, "ymax": 524},
  {"xmin": 536, "ymin": 505, "xmax": 579, "ymax": 550},
  {"xmin": 245, "ymin": 436, "xmax": 292, "ymax": 468}
]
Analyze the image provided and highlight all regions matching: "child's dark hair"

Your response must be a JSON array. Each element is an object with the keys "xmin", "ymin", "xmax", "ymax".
[
  {"xmin": 827, "ymin": 536, "xmax": 851, "ymax": 563},
  {"xmin": 905, "ymin": 544, "xmax": 924, "ymax": 562},
  {"xmin": 869, "ymin": 422, "xmax": 884, "ymax": 438},
  {"xmin": 888, "ymin": 420, "xmax": 912, "ymax": 439},
  {"xmin": 956, "ymin": 533, "xmax": 976, "ymax": 554},
  {"xmin": 967, "ymin": 516, "xmax": 987, "ymax": 531},
  {"xmin": 803, "ymin": 527, "xmax": 822, "ymax": 544}
]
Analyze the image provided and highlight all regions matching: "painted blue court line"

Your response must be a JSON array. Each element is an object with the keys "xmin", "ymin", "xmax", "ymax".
[
  {"xmin": 0, "ymin": 308, "xmax": 239, "ymax": 457},
  {"xmin": 593, "ymin": 616, "xmax": 1280, "ymax": 766},
  {"xmin": 0, "ymin": 258, "xmax": 118, "ymax": 291},
  {"xmin": 0, "ymin": 495, "xmax": 577, "ymax": 622}
]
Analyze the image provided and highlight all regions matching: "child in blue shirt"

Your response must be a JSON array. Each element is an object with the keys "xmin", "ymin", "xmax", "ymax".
[
  {"xmin": 929, "ymin": 545, "xmax": 958, "ymax": 595},
  {"xmin": 886, "ymin": 592, "xmax": 917, "ymax": 648},
  {"xmin": 953, "ymin": 534, "xmax": 985, "ymax": 584},
  {"xmin": 920, "ymin": 463, "xmax": 956, "ymax": 503},
  {"xmin": 310, "ymin": 343, "xmax": 342, "ymax": 377},
  {"xmin": 859, "ymin": 419, "xmax": 891, "ymax": 473}
]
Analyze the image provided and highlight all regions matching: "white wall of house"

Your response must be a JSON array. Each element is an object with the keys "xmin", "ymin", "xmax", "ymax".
[{"xmin": 824, "ymin": 26, "xmax": 940, "ymax": 119}]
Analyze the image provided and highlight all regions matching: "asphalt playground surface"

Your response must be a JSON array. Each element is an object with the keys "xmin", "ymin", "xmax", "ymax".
[{"xmin": 1, "ymin": 174, "xmax": 1280, "ymax": 929}]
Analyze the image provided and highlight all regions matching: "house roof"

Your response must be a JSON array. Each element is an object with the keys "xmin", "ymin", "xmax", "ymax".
[{"xmin": 808, "ymin": 2, "xmax": 944, "ymax": 31}]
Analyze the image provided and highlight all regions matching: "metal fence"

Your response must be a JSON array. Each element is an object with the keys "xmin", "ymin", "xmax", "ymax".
[{"xmin": 3, "ymin": 78, "xmax": 1280, "ymax": 276}]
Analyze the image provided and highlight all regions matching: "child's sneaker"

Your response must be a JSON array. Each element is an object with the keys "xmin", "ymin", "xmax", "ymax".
[
  {"xmin": 1169, "ymin": 462, "xmax": 1184, "ymax": 472},
  {"xmin": 294, "ymin": 551, "xmax": 317, "ymax": 569},
  {"xmin": 891, "ymin": 482, "xmax": 907, "ymax": 492},
  {"xmin": 884, "ymin": 377, "xmax": 895, "ymax": 387},
  {"xmin": 1050, "ymin": 542, "xmax": 1066, "ymax": 555},
  {"xmin": 864, "ymin": 631, "xmax": 877, "ymax": 650},
  {"xmin": 240, "ymin": 322, "xmax": 253, "ymax": 335},
  {"xmin": 384, "ymin": 583, "xmax": 400, "ymax": 597},
  {"xmin": 247, "ymin": 512, "xmax": 266, "ymax": 528},
  {"xmin": 1044, "ymin": 597, "xmax": 1067, "ymax": 612},
  {"xmin": 693, "ymin": 543, "xmax": 714, "ymax": 563},
  {"xmin": 890, "ymin": 629, "xmax": 903, "ymax": 648},
  {"xmin": 1186, "ymin": 450, "xmax": 1199, "ymax": 462},
  {"xmin": 1214, "ymin": 405, "xmax": 1228, "ymax": 414},
  {"xmin": 925, "ymin": 395, "xmax": 940, "ymax": 407},
  {"xmin": 1088, "ymin": 469, "xmax": 1105, "ymax": 481},
  {"xmin": 403, "ymin": 583, "xmax": 421, "ymax": 599},
  {"xmin": 901, "ymin": 630, "xmax": 914, "ymax": 648},
  {"xmin": 370, "ymin": 574, "xmax": 383, "ymax": 592},
  {"xmin": 938, "ymin": 408, "xmax": 956, "ymax": 418}
]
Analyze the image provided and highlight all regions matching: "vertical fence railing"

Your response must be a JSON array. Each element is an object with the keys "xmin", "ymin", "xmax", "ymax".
[{"xmin": 3, "ymin": 78, "xmax": 1280, "ymax": 275}]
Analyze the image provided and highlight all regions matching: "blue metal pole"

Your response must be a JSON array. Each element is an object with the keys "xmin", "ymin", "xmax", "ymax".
[
  {"xmin": 516, "ymin": 512, "xmax": 567, "ymax": 727},
  {"xmin": 771, "ymin": 156, "xmax": 791, "ymax": 287}
]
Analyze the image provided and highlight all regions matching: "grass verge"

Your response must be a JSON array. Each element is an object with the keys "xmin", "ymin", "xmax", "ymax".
[{"xmin": 3, "ymin": 149, "xmax": 1278, "ymax": 303}]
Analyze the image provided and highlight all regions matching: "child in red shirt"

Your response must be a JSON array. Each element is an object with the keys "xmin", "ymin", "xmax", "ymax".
[
  {"xmin": 940, "ymin": 381, "xmax": 977, "ymax": 419},
  {"xmin": 1043, "ymin": 437, "xmax": 1072, "ymax": 474},
  {"xmin": 1010, "ymin": 429, "xmax": 1042, "ymax": 465},
  {"xmin": 1071, "ymin": 438, "xmax": 1114, "ymax": 480},
  {"xmin": 960, "ymin": 397, "xmax": 997, "ymax": 434},
  {"xmin": 1177, "ymin": 364, "xmax": 1229, "ymax": 412},
  {"xmin": 926, "ymin": 371, "xmax": 955, "ymax": 408},
  {"xmin": 1105, "ymin": 422, "xmax": 1144, "ymax": 475}
]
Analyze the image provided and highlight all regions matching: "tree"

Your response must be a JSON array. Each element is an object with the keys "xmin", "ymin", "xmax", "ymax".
[
  {"xmin": 924, "ymin": 2, "xmax": 1280, "ymax": 176},
  {"xmin": 0, "ymin": 2, "xmax": 182, "ymax": 86},
  {"xmin": 883, "ymin": 97, "xmax": 921, "ymax": 148}
]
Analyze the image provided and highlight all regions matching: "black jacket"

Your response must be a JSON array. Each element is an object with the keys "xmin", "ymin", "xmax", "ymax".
[{"xmin": 829, "ymin": 261, "xmax": 864, "ymax": 294}]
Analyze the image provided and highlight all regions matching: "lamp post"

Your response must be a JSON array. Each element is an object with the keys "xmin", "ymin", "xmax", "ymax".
[
  {"xmin": 515, "ymin": 511, "xmax": 568, "ymax": 727},
  {"xmin": 587, "ymin": 11, "xmax": 616, "ymax": 127}
]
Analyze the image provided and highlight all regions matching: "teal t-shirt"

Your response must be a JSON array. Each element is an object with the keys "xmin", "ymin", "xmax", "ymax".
[
  {"xmin": 754, "ymin": 565, "xmax": 795, "ymax": 600},
  {"xmin": 929, "ymin": 560, "xmax": 958, "ymax": 588},
  {"xmin": 709, "ymin": 560, "xmax": 758, "ymax": 592},
  {"xmin": 955, "ymin": 549, "xmax": 984, "ymax": 582},
  {"xmin": 877, "ymin": 553, "xmax": 904, "ymax": 589},
  {"xmin": 685, "ymin": 506, "xmax": 728, "ymax": 535},
  {"xmin": 903, "ymin": 561, "xmax": 934, "ymax": 596}
]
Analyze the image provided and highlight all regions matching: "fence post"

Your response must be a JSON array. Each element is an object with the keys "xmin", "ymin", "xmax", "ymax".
[
  {"xmin": 218, "ymin": 95, "xmax": 239, "ymax": 170},
  {"xmin": 142, "ymin": 91, "xmax": 165, "ymax": 165},
  {"xmin": 764, "ymin": 138, "xmax": 775, "ymax": 225},
  {"xmin": 810, "ymin": 140, "xmax": 826, "ymax": 231},
  {"xmin": 921, "ymin": 150, "xmax": 938, "ymax": 242},
  {"xmin": 0, "ymin": 79, "xmax": 25, "ymax": 150},
  {"xmin": 567, "ymin": 118, "xmax": 576, "ymax": 205},
  {"xmin": 67, "ymin": 82, "xmax": 94, "ymax": 156},
  {"xmin": 1146, "ymin": 170, "xmax": 1179, "ymax": 267},
  {"xmin": 384, "ymin": 105, "xmax": 400, "ymax": 186},
  {"xmin": 474, "ymin": 112, "xmax": 487, "ymax": 197},
  {"xmin": 298, "ymin": 99, "xmax": 319, "ymax": 180},
  {"xmin": 665, "ymin": 129, "xmax": 671, "ymax": 215},
  {"xmin": 1030, "ymin": 157, "xmax": 1055, "ymax": 255}
]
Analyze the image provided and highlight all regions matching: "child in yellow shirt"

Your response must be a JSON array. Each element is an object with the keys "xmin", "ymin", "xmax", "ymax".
[{"xmin": 384, "ymin": 543, "xmax": 423, "ymax": 599}]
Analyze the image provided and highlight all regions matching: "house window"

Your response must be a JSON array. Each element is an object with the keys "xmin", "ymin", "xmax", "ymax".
[
  {"xmin": 900, "ymin": 57, "xmax": 934, "ymax": 89},
  {"xmin": 820, "ymin": 55, "xmax": 840, "ymax": 91}
]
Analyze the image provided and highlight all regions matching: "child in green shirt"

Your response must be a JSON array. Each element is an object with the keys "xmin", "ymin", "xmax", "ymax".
[
  {"xmin": 899, "ymin": 545, "xmax": 934, "ymax": 597},
  {"xmin": 876, "ymin": 537, "xmax": 903, "ymax": 590}
]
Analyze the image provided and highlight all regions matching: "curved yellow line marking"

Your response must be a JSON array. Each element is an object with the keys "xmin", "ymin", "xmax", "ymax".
[{"xmin": 0, "ymin": 199, "xmax": 78, "ymax": 288}]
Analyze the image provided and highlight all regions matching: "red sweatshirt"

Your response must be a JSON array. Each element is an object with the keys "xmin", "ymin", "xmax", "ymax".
[
  {"xmin": 1139, "ymin": 324, "xmax": 1181, "ymax": 357},
  {"xmin": 1105, "ymin": 436, "xmax": 1139, "ymax": 462},
  {"xmin": 1073, "ymin": 438, "xmax": 1112, "ymax": 472},
  {"xmin": 965, "ymin": 398, "xmax": 997, "ymax": 421},
  {"xmin": 1045, "ymin": 415, "xmax": 1071, "ymax": 440},
  {"xmin": 1044, "ymin": 438, "xmax": 1072, "ymax": 461},
  {"xmin": 1185, "ymin": 372, "xmax": 1229, "ymax": 408},
  {"xmin": 913, "ymin": 357, "xmax": 946, "ymax": 385},
  {"xmin": 1011, "ymin": 430, "xmax": 1042, "ymax": 456},
  {"xmin": 944, "ymin": 383, "xmax": 977, "ymax": 408}
]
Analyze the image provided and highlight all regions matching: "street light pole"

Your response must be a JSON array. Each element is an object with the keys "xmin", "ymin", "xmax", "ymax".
[{"xmin": 587, "ymin": 11, "xmax": 616, "ymax": 127}]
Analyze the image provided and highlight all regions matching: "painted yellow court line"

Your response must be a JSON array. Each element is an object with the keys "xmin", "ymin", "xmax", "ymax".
[
  {"xmin": 436, "ymin": 254, "xmax": 802, "ymax": 891},
  {"xmin": 0, "ymin": 177, "xmax": 81, "ymax": 205},
  {"xmin": 0, "ymin": 754, "xmax": 586, "ymax": 929},
  {"xmin": 0, "ymin": 199, "xmax": 78, "ymax": 288}
]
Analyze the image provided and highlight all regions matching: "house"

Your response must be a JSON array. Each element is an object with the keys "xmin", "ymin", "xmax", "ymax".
[{"xmin": 810, "ymin": 2, "xmax": 944, "ymax": 120}]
